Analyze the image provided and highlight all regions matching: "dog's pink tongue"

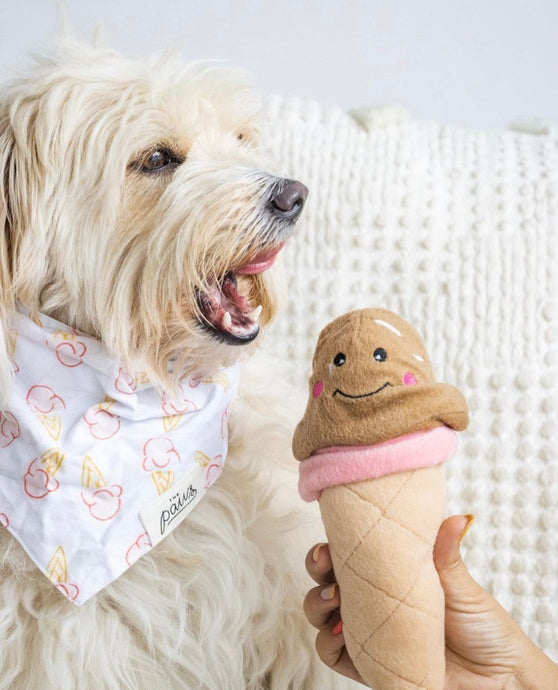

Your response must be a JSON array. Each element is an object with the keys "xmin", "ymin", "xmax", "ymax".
[
  {"xmin": 222, "ymin": 276, "xmax": 251, "ymax": 313},
  {"xmin": 202, "ymin": 274, "xmax": 259, "ymax": 340},
  {"xmin": 236, "ymin": 244, "xmax": 284, "ymax": 275}
]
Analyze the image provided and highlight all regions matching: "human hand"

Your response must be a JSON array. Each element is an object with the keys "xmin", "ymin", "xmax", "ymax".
[
  {"xmin": 304, "ymin": 515, "xmax": 558, "ymax": 689},
  {"xmin": 303, "ymin": 541, "xmax": 363, "ymax": 685}
]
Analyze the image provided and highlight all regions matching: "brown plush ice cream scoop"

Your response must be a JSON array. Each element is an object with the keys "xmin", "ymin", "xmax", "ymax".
[
  {"xmin": 293, "ymin": 308, "xmax": 469, "ymax": 690},
  {"xmin": 293, "ymin": 308, "xmax": 468, "ymax": 460}
]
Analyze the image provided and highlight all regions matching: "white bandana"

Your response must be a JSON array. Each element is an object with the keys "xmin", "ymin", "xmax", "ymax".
[{"xmin": 0, "ymin": 306, "xmax": 239, "ymax": 605}]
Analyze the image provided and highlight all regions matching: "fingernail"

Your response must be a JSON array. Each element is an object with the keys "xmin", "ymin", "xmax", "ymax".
[
  {"xmin": 320, "ymin": 584, "xmax": 337, "ymax": 601},
  {"xmin": 459, "ymin": 514, "xmax": 475, "ymax": 543},
  {"xmin": 331, "ymin": 620, "xmax": 343, "ymax": 636},
  {"xmin": 312, "ymin": 543, "xmax": 325, "ymax": 563}
]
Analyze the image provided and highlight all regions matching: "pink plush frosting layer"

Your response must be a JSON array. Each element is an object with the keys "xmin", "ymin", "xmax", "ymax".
[{"xmin": 298, "ymin": 426, "xmax": 458, "ymax": 502}]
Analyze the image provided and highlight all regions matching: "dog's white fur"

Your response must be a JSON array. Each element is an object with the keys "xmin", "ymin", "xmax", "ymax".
[{"xmin": 0, "ymin": 39, "xmax": 347, "ymax": 689}]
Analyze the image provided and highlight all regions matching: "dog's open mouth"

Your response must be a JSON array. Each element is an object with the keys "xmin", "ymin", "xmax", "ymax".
[{"xmin": 198, "ymin": 244, "xmax": 284, "ymax": 344}]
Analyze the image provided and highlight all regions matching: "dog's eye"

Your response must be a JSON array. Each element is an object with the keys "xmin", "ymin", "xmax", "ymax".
[
  {"xmin": 141, "ymin": 149, "xmax": 173, "ymax": 172},
  {"xmin": 135, "ymin": 148, "xmax": 184, "ymax": 174},
  {"xmin": 237, "ymin": 133, "xmax": 244, "ymax": 141}
]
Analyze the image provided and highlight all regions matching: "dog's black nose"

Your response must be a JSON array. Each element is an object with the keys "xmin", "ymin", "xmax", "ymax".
[{"xmin": 270, "ymin": 180, "xmax": 308, "ymax": 221}]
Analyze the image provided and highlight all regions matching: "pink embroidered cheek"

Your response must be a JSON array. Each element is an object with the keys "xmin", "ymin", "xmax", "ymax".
[
  {"xmin": 313, "ymin": 381, "xmax": 324, "ymax": 398},
  {"xmin": 403, "ymin": 372, "xmax": 417, "ymax": 386}
]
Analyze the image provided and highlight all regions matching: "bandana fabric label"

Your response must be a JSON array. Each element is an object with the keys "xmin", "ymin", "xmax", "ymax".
[
  {"xmin": 140, "ymin": 463, "xmax": 207, "ymax": 547},
  {"xmin": 0, "ymin": 307, "xmax": 239, "ymax": 605}
]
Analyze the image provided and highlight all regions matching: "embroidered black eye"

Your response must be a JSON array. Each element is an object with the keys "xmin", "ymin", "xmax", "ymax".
[
  {"xmin": 373, "ymin": 347, "xmax": 387, "ymax": 362},
  {"xmin": 237, "ymin": 133, "xmax": 244, "ymax": 141},
  {"xmin": 333, "ymin": 352, "xmax": 346, "ymax": 367}
]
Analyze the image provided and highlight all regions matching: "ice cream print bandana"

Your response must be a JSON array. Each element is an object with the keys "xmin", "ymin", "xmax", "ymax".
[{"xmin": 0, "ymin": 306, "xmax": 239, "ymax": 605}]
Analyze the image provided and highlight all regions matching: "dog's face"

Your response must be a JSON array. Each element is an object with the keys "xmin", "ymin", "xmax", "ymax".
[{"xmin": 0, "ymin": 40, "xmax": 307, "ymax": 396}]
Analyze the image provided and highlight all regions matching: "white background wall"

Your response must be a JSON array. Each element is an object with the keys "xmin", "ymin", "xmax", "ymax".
[{"xmin": 0, "ymin": 0, "xmax": 556, "ymax": 129}]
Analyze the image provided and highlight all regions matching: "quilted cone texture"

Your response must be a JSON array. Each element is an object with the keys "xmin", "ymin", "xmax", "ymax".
[
  {"xmin": 293, "ymin": 308, "xmax": 469, "ymax": 689},
  {"xmin": 320, "ymin": 465, "xmax": 446, "ymax": 689}
]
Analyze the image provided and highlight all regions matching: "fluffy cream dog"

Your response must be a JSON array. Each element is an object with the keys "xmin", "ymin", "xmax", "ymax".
[{"xmin": 0, "ymin": 39, "xmax": 346, "ymax": 689}]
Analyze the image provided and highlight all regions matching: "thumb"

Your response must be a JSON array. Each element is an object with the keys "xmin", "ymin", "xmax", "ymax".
[
  {"xmin": 434, "ymin": 515, "xmax": 547, "ymax": 673},
  {"xmin": 433, "ymin": 514, "xmax": 482, "ymax": 604}
]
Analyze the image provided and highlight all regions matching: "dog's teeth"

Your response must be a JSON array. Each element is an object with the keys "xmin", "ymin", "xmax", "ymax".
[
  {"xmin": 252, "ymin": 305, "xmax": 263, "ymax": 321},
  {"xmin": 223, "ymin": 311, "xmax": 232, "ymax": 328}
]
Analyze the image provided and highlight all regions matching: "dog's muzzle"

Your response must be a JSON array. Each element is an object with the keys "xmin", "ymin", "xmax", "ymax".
[{"xmin": 198, "ymin": 177, "xmax": 308, "ymax": 345}]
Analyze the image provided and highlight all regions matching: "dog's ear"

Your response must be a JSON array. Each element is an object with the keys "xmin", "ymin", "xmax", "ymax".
[{"xmin": 0, "ymin": 111, "xmax": 16, "ymax": 408}]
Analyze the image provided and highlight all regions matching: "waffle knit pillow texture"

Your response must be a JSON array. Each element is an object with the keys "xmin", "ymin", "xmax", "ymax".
[{"xmin": 263, "ymin": 98, "xmax": 558, "ymax": 661}]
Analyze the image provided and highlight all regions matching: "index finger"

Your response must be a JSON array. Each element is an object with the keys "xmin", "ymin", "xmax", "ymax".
[{"xmin": 305, "ymin": 543, "xmax": 336, "ymax": 585}]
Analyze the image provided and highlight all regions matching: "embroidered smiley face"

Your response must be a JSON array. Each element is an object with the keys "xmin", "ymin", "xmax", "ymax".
[
  {"xmin": 293, "ymin": 308, "xmax": 469, "ymax": 461},
  {"xmin": 312, "ymin": 313, "xmax": 433, "ymax": 404}
]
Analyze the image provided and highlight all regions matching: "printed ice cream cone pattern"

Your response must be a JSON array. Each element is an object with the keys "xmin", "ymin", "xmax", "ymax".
[
  {"xmin": 47, "ymin": 545, "xmax": 80, "ymax": 602},
  {"xmin": 26, "ymin": 384, "xmax": 65, "ymax": 441},
  {"xmin": 24, "ymin": 448, "xmax": 65, "ymax": 499},
  {"xmin": 0, "ymin": 305, "xmax": 241, "ymax": 605},
  {"xmin": 80, "ymin": 455, "xmax": 123, "ymax": 521},
  {"xmin": 293, "ymin": 308, "xmax": 469, "ymax": 690},
  {"xmin": 151, "ymin": 470, "xmax": 176, "ymax": 495},
  {"xmin": 83, "ymin": 396, "xmax": 121, "ymax": 440},
  {"xmin": 0, "ymin": 410, "xmax": 20, "ymax": 448}
]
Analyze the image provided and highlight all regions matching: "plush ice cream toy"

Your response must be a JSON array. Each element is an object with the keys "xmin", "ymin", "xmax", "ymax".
[{"xmin": 293, "ymin": 308, "xmax": 469, "ymax": 690}]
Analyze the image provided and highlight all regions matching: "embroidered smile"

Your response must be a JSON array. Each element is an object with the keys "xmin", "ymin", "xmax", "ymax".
[{"xmin": 332, "ymin": 382, "xmax": 392, "ymax": 399}]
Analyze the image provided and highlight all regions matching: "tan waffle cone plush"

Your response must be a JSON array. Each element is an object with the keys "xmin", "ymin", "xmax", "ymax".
[{"xmin": 293, "ymin": 308, "xmax": 469, "ymax": 690}]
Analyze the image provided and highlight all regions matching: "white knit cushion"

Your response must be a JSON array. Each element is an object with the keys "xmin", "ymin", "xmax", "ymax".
[{"xmin": 264, "ymin": 97, "xmax": 558, "ymax": 659}]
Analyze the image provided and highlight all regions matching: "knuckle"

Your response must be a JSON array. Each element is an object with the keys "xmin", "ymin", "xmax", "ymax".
[{"xmin": 302, "ymin": 591, "xmax": 314, "ymax": 619}]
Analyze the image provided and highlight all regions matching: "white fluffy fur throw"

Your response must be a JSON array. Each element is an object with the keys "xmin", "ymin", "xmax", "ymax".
[{"xmin": 264, "ymin": 98, "xmax": 558, "ymax": 661}]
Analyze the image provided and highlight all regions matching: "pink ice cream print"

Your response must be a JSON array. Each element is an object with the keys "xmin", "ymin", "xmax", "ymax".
[
  {"xmin": 81, "ymin": 455, "xmax": 123, "ymax": 521},
  {"xmin": 205, "ymin": 455, "xmax": 224, "ymax": 488},
  {"xmin": 142, "ymin": 438, "xmax": 181, "ymax": 472},
  {"xmin": 55, "ymin": 339, "xmax": 87, "ymax": 367},
  {"xmin": 83, "ymin": 404, "xmax": 121, "ymax": 440},
  {"xmin": 114, "ymin": 367, "xmax": 137, "ymax": 395},
  {"xmin": 24, "ymin": 456, "xmax": 61, "ymax": 499},
  {"xmin": 81, "ymin": 485, "xmax": 123, "ymax": 521},
  {"xmin": 161, "ymin": 386, "xmax": 197, "ymax": 416},
  {"xmin": 26, "ymin": 385, "xmax": 66, "ymax": 414},
  {"xmin": 125, "ymin": 532, "xmax": 153, "ymax": 567},
  {"xmin": 0, "ymin": 411, "xmax": 20, "ymax": 447},
  {"xmin": 26, "ymin": 385, "xmax": 65, "ymax": 441},
  {"xmin": 161, "ymin": 385, "xmax": 197, "ymax": 432},
  {"xmin": 56, "ymin": 582, "xmax": 80, "ymax": 602},
  {"xmin": 0, "ymin": 513, "xmax": 9, "ymax": 528},
  {"xmin": 194, "ymin": 450, "xmax": 224, "ymax": 488}
]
